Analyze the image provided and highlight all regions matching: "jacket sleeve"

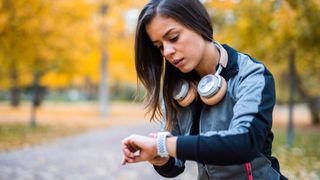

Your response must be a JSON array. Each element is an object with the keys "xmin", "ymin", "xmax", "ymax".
[
  {"xmin": 176, "ymin": 61, "xmax": 276, "ymax": 165},
  {"xmin": 153, "ymin": 103, "xmax": 185, "ymax": 177},
  {"xmin": 154, "ymin": 157, "xmax": 185, "ymax": 178}
]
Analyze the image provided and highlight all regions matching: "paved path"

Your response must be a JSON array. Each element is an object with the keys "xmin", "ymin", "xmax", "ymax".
[{"xmin": 0, "ymin": 123, "xmax": 197, "ymax": 180}]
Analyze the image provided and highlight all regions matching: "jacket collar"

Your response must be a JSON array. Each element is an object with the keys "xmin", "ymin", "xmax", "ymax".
[{"xmin": 221, "ymin": 44, "xmax": 239, "ymax": 81}]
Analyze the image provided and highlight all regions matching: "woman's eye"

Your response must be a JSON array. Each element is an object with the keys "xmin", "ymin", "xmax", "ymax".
[{"xmin": 169, "ymin": 35, "xmax": 178, "ymax": 42}]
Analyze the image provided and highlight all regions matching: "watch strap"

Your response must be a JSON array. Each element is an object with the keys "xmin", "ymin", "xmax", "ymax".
[{"xmin": 156, "ymin": 132, "xmax": 172, "ymax": 157}]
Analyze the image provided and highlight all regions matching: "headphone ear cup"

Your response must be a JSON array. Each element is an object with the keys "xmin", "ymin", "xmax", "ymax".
[
  {"xmin": 198, "ymin": 75, "xmax": 227, "ymax": 106},
  {"xmin": 177, "ymin": 84, "xmax": 197, "ymax": 107},
  {"xmin": 173, "ymin": 80, "xmax": 197, "ymax": 107},
  {"xmin": 200, "ymin": 76, "xmax": 227, "ymax": 105}
]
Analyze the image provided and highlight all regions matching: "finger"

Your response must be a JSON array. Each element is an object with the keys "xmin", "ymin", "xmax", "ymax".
[
  {"xmin": 122, "ymin": 144, "xmax": 134, "ymax": 158},
  {"xmin": 132, "ymin": 151, "xmax": 155, "ymax": 163},
  {"xmin": 131, "ymin": 155, "xmax": 146, "ymax": 163},
  {"xmin": 121, "ymin": 156, "xmax": 127, "ymax": 165},
  {"xmin": 122, "ymin": 140, "xmax": 138, "ymax": 158},
  {"xmin": 123, "ymin": 150, "xmax": 144, "ymax": 164},
  {"xmin": 124, "ymin": 156, "xmax": 140, "ymax": 164}
]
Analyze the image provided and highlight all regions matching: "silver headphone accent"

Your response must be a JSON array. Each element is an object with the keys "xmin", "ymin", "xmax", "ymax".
[
  {"xmin": 197, "ymin": 65, "xmax": 223, "ymax": 97},
  {"xmin": 173, "ymin": 79, "xmax": 189, "ymax": 101}
]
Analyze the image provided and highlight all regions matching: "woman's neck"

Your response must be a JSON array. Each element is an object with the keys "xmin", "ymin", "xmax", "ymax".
[{"xmin": 195, "ymin": 41, "xmax": 220, "ymax": 78}]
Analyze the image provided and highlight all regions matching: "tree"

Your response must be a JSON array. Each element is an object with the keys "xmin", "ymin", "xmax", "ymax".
[
  {"xmin": 0, "ymin": 0, "xmax": 95, "ymax": 126},
  {"xmin": 0, "ymin": 0, "xmax": 31, "ymax": 106},
  {"xmin": 284, "ymin": 0, "xmax": 320, "ymax": 124},
  {"xmin": 205, "ymin": 0, "xmax": 320, "ymax": 124}
]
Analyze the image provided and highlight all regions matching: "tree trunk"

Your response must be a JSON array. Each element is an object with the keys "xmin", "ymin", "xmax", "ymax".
[
  {"xmin": 9, "ymin": 64, "xmax": 20, "ymax": 107},
  {"xmin": 99, "ymin": 47, "xmax": 109, "ymax": 117},
  {"xmin": 10, "ymin": 87, "xmax": 20, "ymax": 107},
  {"xmin": 290, "ymin": 50, "xmax": 320, "ymax": 124},
  {"xmin": 308, "ymin": 98, "xmax": 320, "ymax": 124},
  {"xmin": 287, "ymin": 49, "xmax": 295, "ymax": 146},
  {"xmin": 98, "ymin": 4, "xmax": 109, "ymax": 117},
  {"xmin": 30, "ymin": 72, "xmax": 41, "ymax": 127}
]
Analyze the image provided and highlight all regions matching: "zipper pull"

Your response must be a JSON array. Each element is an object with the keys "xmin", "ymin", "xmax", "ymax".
[{"xmin": 245, "ymin": 162, "xmax": 253, "ymax": 180}]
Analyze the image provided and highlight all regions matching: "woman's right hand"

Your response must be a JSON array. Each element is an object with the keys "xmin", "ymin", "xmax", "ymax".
[
  {"xmin": 121, "ymin": 134, "xmax": 158, "ymax": 165},
  {"xmin": 121, "ymin": 133, "xmax": 172, "ymax": 166}
]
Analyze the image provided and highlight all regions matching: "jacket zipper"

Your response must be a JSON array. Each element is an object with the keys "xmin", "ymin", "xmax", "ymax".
[
  {"xmin": 245, "ymin": 162, "xmax": 253, "ymax": 180},
  {"xmin": 204, "ymin": 164, "xmax": 211, "ymax": 180}
]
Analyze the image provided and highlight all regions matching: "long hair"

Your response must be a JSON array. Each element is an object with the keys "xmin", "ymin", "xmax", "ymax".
[{"xmin": 135, "ymin": 0, "xmax": 213, "ymax": 130}]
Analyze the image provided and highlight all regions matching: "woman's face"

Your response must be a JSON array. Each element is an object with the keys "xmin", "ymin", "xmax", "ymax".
[{"xmin": 146, "ymin": 15, "xmax": 207, "ymax": 73}]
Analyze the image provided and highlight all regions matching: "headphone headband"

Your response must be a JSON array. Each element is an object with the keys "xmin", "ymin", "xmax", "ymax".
[{"xmin": 214, "ymin": 41, "xmax": 228, "ymax": 68}]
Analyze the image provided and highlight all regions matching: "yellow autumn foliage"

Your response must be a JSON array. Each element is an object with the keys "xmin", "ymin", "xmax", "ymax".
[{"xmin": 1, "ymin": 0, "xmax": 319, "ymax": 100}]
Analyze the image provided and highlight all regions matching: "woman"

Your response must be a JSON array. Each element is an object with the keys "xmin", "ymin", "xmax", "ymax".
[{"xmin": 121, "ymin": 0, "xmax": 287, "ymax": 179}]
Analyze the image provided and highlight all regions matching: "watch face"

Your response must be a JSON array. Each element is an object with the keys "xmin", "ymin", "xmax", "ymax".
[{"xmin": 198, "ymin": 75, "xmax": 219, "ymax": 97}]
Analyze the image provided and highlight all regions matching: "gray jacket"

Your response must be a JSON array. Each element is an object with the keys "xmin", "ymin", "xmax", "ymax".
[{"xmin": 155, "ymin": 45, "xmax": 283, "ymax": 180}]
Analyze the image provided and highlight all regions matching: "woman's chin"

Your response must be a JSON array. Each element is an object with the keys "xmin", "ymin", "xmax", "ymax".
[{"xmin": 179, "ymin": 68, "xmax": 192, "ymax": 74}]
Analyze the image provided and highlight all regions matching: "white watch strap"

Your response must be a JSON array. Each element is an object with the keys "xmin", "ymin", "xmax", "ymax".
[{"xmin": 156, "ymin": 132, "xmax": 172, "ymax": 157}]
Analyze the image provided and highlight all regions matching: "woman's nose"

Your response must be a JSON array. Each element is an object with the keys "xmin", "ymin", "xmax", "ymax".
[{"xmin": 163, "ymin": 44, "xmax": 175, "ymax": 58}]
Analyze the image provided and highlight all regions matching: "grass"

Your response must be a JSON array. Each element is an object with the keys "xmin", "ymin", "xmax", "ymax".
[
  {"xmin": 0, "ymin": 123, "xmax": 91, "ymax": 152},
  {"xmin": 0, "ymin": 102, "xmax": 145, "ymax": 152},
  {"xmin": 273, "ymin": 129, "xmax": 320, "ymax": 179}
]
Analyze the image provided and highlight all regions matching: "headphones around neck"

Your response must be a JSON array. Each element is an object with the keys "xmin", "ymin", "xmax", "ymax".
[{"xmin": 172, "ymin": 41, "xmax": 228, "ymax": 107}]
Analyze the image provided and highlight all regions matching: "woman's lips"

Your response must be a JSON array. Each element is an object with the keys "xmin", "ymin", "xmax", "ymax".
[{"xmin": 172, "ymin": 58, "xmax": 184, "ymax": 67}]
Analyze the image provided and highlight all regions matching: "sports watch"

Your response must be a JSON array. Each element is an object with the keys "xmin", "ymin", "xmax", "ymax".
[{"xmin": 156, "ymin": 132, "xmax": 172, "ymax": 157}]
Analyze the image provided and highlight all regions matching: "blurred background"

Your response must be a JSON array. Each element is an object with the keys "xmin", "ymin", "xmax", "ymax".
[{"xmin": 0, "ymin": 0, "xmax": 319, "ymax": 179}]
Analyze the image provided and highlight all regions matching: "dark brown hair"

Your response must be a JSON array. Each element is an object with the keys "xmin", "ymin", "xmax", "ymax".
[{"xmin": 135, "ymin": 0, "xmax": 213, "ymax": 130}]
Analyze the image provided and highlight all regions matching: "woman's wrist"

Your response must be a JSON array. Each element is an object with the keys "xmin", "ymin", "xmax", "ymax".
[
  {"xmin": 150, "ymin": 156, "xmax": 170, "ymax": 166},
  {"xmin": 155, "ymin": 132, "xmax": 177, "ymax": 158},
  {"xmin": 156, "ymin": 132, "xmax": 172, "ymax": 157},
  {"xmin": 166, "ymin": 136, "xmax": 177, "ymax": 157}
]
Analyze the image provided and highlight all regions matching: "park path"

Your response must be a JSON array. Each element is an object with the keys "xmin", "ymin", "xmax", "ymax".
[
  {"xmin": 0, "ymin": 103, "xmax": 313, "ymax": 180},
  {"xmin": 0, "ymin": 122, "xmax": 197, "ymax": 180}
]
